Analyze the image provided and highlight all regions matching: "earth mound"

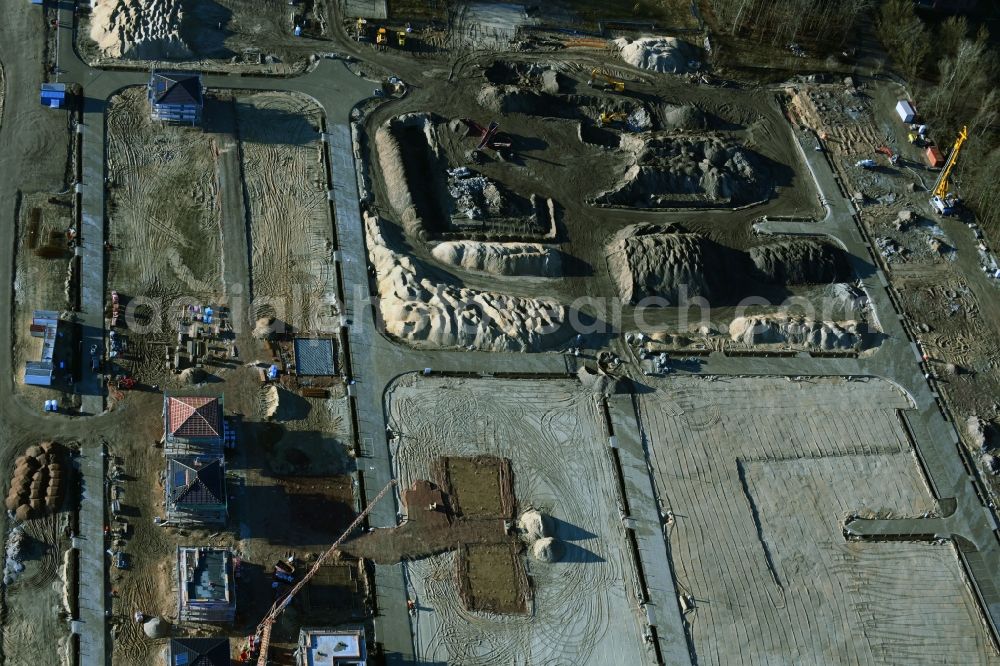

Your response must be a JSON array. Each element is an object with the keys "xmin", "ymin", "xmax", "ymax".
[
  {"xmin": 615, "ymin": 36, "xmax": 696, "ymax": 74},
  {"xmin": 749, "ymin": 240, "xmax": 851, "ymax": 284},
  {"xmin": 729, "ymin": 315, "xmax": 862, "ymax": 350},
  {"xmin": 89, "ymin": 0, "xmax": 192, "ymax": 60},
  {"xmin": 594, "ymin": 135, "xmax": 767, "ymax": 208},
  {"xmin": 606, "ymin": 223, "xmax": 735, "ymax": 304}
]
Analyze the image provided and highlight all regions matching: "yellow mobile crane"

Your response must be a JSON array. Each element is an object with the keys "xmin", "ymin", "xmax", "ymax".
[
  {"xmin": 588, "ymin": 68, "xmax": 625, "ymax": 93},
  {"xmin": 930, "ymin": 125, "xmax": 968, "ymax": 216}
]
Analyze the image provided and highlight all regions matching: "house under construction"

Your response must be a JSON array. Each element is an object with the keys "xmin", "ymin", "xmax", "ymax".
[
  {"xmin": 165, "ymin": 457, "xmax": 227, "ymax": 525},
  {"xmin": 176, "ymin": 547, "xmax": 236, "ymax": 623},
  {"xmin": 163, "ymin": 394, "xmax": 225, "ymax": 457},
  {"xmin": 296, "ymin": 627, "xmax": 367, "ymax": 666}
]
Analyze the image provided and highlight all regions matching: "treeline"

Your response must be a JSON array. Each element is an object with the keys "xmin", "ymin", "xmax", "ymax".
[
  {"xmin": 707, "ymin": 0, "xmax": 871, "ymax": 48},
  {"xmin": 877, "ymin": 0, "xmax": 1000, "ymax": 231}
]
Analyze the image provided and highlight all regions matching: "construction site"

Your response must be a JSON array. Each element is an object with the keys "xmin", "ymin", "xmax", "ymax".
[{"xmin": 1, "ymin": 0, "xmax": 1000, "ymax": 665}]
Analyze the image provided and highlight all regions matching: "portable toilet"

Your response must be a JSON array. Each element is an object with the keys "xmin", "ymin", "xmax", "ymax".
[
  {"xmin": 895, "ymin": 100, "xmax": 916, "ymax": 123},
  {"xmin": 40, "ymin": 83, "xmax": 67, "ymax": 109},
  {"xmin": 926, "ymin": 146, "xmax": 944, "ymax": 168}
]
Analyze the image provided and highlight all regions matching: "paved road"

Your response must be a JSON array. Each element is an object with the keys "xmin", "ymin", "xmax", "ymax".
[{"xmin": 0, "ymin": 1, "xmax": 986, "ymax": 663}]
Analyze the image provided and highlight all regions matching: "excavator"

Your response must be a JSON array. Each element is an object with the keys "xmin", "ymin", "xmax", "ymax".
[
  {"xmin": 588, "ymin": 68, "xmax": 625, "ymax": 93},
  {"xmin": 599, "ymin": 110, "xmax": 628, "ymax": 127},
  {"xmin": 929, "ymin": 125, "xmax": 967, "ymax": 216},
  {"xmin": 354, "ymin": 17, "xmax": 367, "ymax": 41},
  {"xmin": 376, "ymin": 27, "xmax": 388, "ymax": 51},
  {"xmin": 246, "ymin": 480, "xmax": 397, "ymax": 665}
]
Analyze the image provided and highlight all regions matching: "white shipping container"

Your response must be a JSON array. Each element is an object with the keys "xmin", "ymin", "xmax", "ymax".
[{"xmin": 896, "ymin": 100, "xmax": 916, "ymax": 123}]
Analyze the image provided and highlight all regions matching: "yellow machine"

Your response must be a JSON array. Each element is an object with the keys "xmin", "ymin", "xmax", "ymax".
[
  {"xmin": 376, "ymin": 27, "xmax": 388, "ymax": 50},
  {"xmin": 397, "ymin": 30, "xmax": 407, "ymax": 48},
  {"xmin": 354, "ymin": 17, "xmax": 367, "ymax": 41},
  {"xmin": 599, "ymin": 111, "xmax": 627, "ymax": 127},
  {"xmin": 588, "ymin": 68, "xmax": 625, "ymax": 93},
  {"xmin": 930, "ymin": 125, "xmax": 968, "ymax": 216}
]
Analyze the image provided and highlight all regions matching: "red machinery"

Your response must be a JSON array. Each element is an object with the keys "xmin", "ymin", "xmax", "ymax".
[{"xmin": 463, "ymin": 119, "xmax": 511, "ymax": 151}]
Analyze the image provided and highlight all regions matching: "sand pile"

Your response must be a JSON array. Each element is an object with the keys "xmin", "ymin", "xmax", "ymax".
[
  {"xmin": 477, "ymin": 84, "xmax": 544, "ymax": 116},
  {"xmin": 89, "ymin": 0, "xmax": 191, "ymax": 60},
  {"xmin": 142, "ymin": 616, "xmax": 170, "ymax": 639},
  {"xmin": 749, "ymin": 240, "xmax": 850, "ymax": 284},
  {"xmin": 729, "ymin": 315, "xmax": 861, "ymax": 350},
  {"xmin": 532, "ymin": 536, "xmax": 563, "ymax": 562},
  {"xmin": 6, "ymin": 442, "xmax": 68, "ymax": 520},
  {"xmin": 594, "ymin": 135, "xmax": 766, "ymax": 208},
  {"xmin": 661, "ymin": 103, "xmax": 708, "ymax": 130},
  {"xmin": 518, "ymin": 510, "xmax": 550, "ymax": 540},
  {"xmin": 366, "ymin": 213, "xmax": 571, "ymax": 352},
  {"xmin": 606, "ymin": 224, "xmax": 732, "ymax": 304},
  {"xmin": 431, "ymin": 241, "xmax": 560, "ymax": 276},
  {"xmin": 615, "ymin": 36, "xmax": 696, "ymax": 74}
]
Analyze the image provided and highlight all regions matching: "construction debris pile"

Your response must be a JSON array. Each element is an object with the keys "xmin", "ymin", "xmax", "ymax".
[
  {"xmin": 431, "ymin": 241, "xmax": 561, "ymax": 276},
  {"xmin": 728, "ymin": 314, "xmax": 863, "ymax": 350},
  {"xmin": 89, "ymin": 0, "xmax": 191, "ymax": 60},
  {"xmin": 615, "ymin": 36, "xmax": 697, "ymax": 74},
  {"xmin": 447, "ymin": 168, "xmax": 506, "ymax": 220},
  {"xmin": 2, "ymin": 527, "xmax": 28, "ymax": 586},
  {"xmin": 365, "ymin": 213, "xmax": 572, "ymax": 351},
  {"xmin": 6, "ymin": 442, "xmax": 68, "ymax": 521},
  {"xmin": 594, "ymin": 134, "xmax": 767, "ymax": 208}
]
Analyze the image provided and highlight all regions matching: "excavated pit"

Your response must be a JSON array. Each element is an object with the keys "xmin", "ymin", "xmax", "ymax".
[{"xmin": 376, "ymin": 112, "xmax": 556, "ymax": 241}]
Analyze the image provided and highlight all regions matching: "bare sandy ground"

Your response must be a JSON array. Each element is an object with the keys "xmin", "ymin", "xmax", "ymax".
[
  {"xmin": 235, "ymin": 92, "xmax": 334, "ymax": 330},
  {"xmin": 387, "ymin": 375, "xmax": 655, "ymax": 665},
  {"xmin": 638, "ymin": 376, "xmax": 997, "ymax": 665}
]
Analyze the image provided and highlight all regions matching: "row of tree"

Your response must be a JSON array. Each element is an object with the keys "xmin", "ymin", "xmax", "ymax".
[
  {"xmin": 877, "ymin": 1, "xmax": 999, "ymax": 232},
  {"xmin": 707, "ymin": 0, "xmax": 871, "ymax": 49}
]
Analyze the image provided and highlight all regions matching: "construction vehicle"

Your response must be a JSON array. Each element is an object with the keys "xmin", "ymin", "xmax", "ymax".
[
  {"xmin": 588, "ymin": 68, "xmax": 625, "ymax": 93},
  {"xmin": 354, "ymin": 17, "xmax": 367, "ymax": 41},
  {"xmin": 397, "ymin": 30, "xmax": 407, "ymax": 48},
  {"xmin": 930, "ymin": 125, "xmax": 968, "ymax": 216},
  {"xmin": 249, "ymin": 480, "xmax": 397, "ymax": 666},
  {"xmin": 875, "ymin": 145, "xmax": 899, "ymax": 166},
  {"xmin": 463, "ymin": 118, "xmax": 512, "ymax": 152},
  {"xmin": 599, "ymin": 111, "xmax": 628, "ymax": 127},
  {"xmin": 375, "ymin": 27, "xmax": 388, "ymax": 51}
]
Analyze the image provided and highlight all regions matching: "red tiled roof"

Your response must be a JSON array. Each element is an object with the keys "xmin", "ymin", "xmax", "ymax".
[{"xmin": 168, "ymin": 396, "xmax": 221, "ymax": 438}]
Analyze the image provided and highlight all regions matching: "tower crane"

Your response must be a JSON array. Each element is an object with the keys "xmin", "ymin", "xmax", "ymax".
[
  {"xmin": 248, "ymin": 479, "xmax": 398, "ymax": 665},
  {"xmin": 930, "ymin": 125, "xmax": 968, "ymax": 216}
]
